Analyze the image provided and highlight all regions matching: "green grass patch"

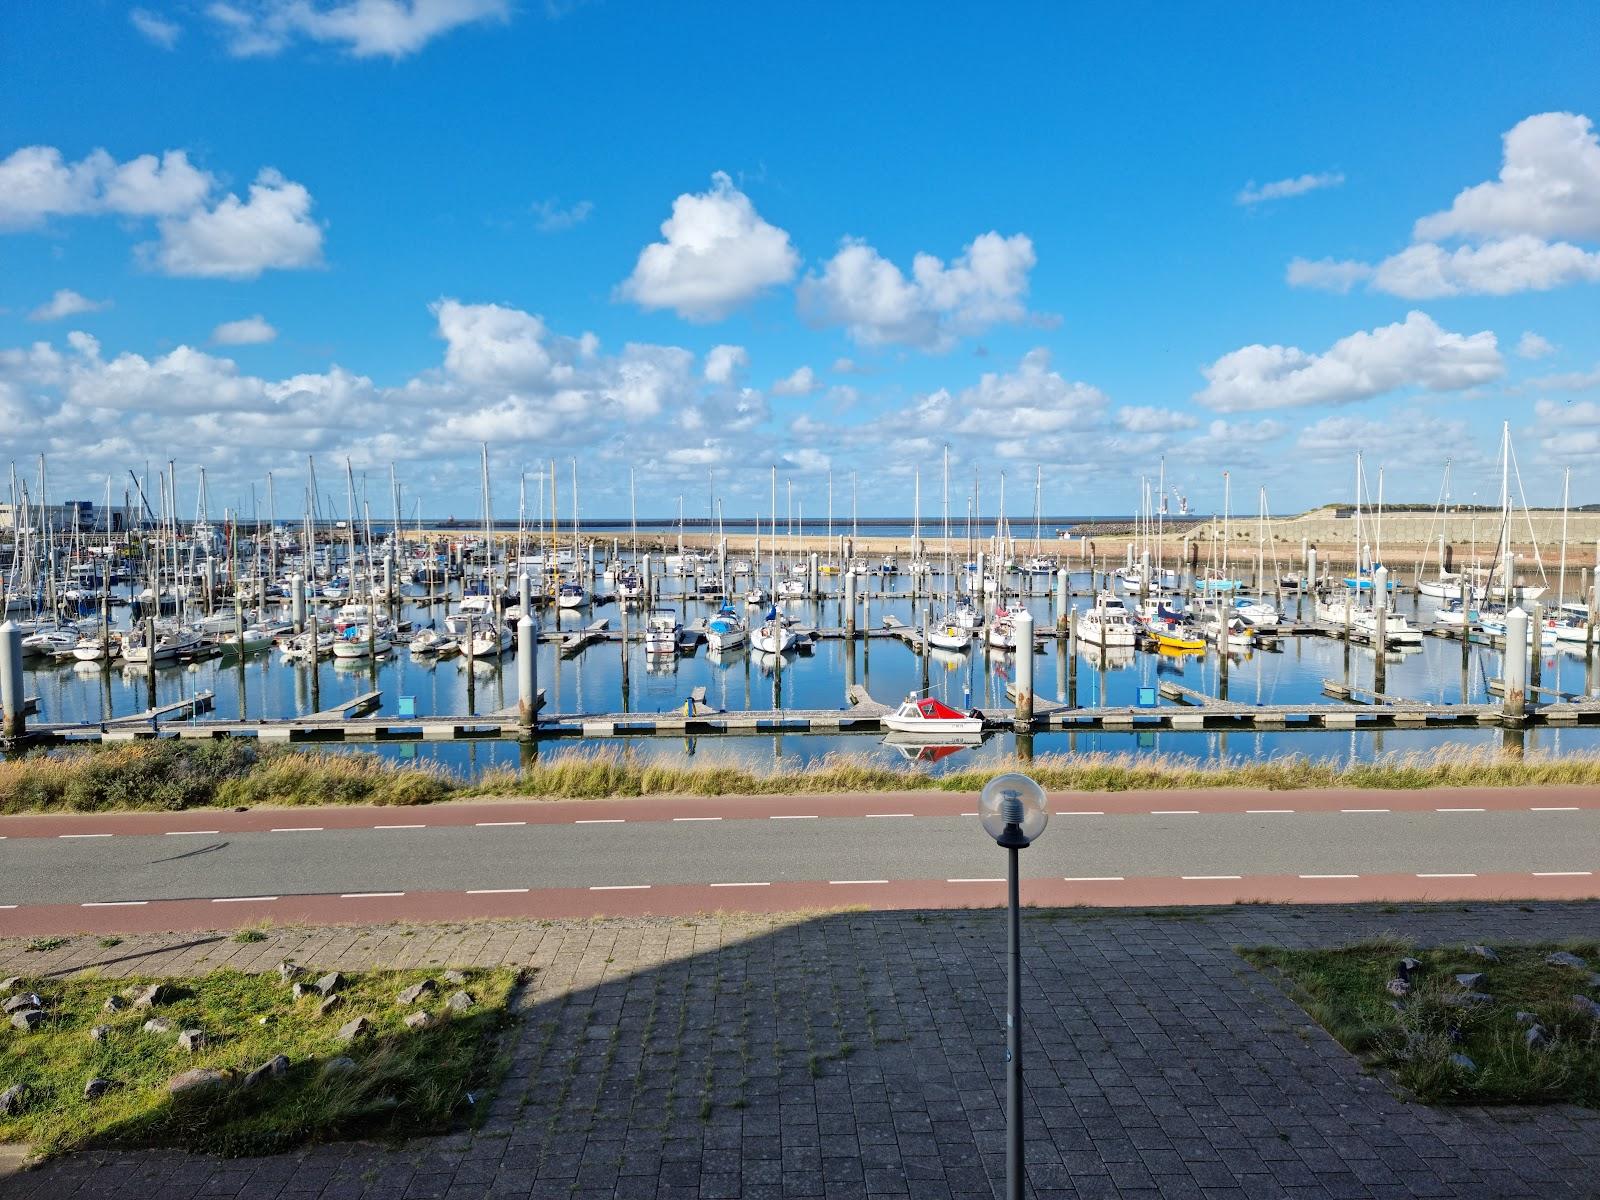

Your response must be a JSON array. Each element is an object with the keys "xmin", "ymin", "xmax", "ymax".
[
  {"xmin": 1244, "ymin": 940, "xmax": 1600, "ymax": 1106},
  {"xmin": 4, "ymin": 741, "xmax": 1600, "ymax": 815},
  {"xmin": 0, "ymin": 966, "xmax": 520, "ymax": 1158}
]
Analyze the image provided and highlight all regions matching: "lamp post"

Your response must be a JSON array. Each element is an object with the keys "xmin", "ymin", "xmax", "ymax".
[{"xmin": 979, "ymin": 772, "xmax": 1049, "ymax": 1200}]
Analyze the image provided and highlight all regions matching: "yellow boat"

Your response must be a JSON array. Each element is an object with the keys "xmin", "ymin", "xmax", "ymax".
[{"xmin": 1150, "ymin": 629, "xmax": 1206, "ymax": 653}]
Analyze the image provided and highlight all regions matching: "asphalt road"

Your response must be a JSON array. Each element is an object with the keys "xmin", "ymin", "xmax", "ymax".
[{"xmin": 4, "ymin": 807, "xmax": 1595, "ymax": 906}]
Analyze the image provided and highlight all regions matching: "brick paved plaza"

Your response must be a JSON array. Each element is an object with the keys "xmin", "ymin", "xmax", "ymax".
[{"xmin": 2, "ymin": 902, "xmax": 1597, "ymax": 1199}]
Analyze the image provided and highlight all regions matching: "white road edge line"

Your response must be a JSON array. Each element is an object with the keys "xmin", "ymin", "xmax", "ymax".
[
  {"xmin": 1060, "ymin": 811, "xmax": 1105, "ymax": 816},
  {"xmin": 1064, "ymin": 876, "xmax": 1124, "ymax": 882},
  {"xmin": 672, "ymin": 816, "xmax": 722, "ymax": 822},
  {"xmin": 709, "ymin": 881, "xmax": 771, "ymax": 888},
  {"xmin": 1182, "ymin": 875, "xmax": 1243, "ymax": 881},
  {"xmin": 81, "ymin": 901, "xmax": 147, "ymax": 907},
  {"xmin": 0, "ymin": 904, "xmax": 18, "ymax": 909},
  {"xmin": 866, "ymin": 813, "xmax": 914, "ymax": 819},
  {"xmin": 164, "ymin": 830, "xmax": 220, "ymax": 836},
  {"xmin": 1532, "ymin": 871, "xmax": 1593, "ymax": 877},
  {"xmin": 475, "ymin": 821, "xmax": 525, "ymax": 827},
  {"xmin": 575, "ymin": 819, "xmax": 625, "ymax": 824},
  {"xmin": 340, "ymin": 892, "xmax": 405, "ymax": 898},
  {"xmin": 1151, "ymin": 810, "xmax": 1200, "ymax": 815},
  {"xmin": 948, "ymin": 878, "xmax": 1004, "ymax": 884},
  {"xmin": 1340, "ymin": 809, "xmax": 1390, "ymax": 814},
  {"xmin": 212, "ymin": 896, "xmax": 278, "ymax": 903},
  {"xmin": 1247, "ymin": 809, "xmax": 1295, "ymax": 814},
  {"xmin": 590, "ymin": 884, "xmax": 651, "ymax": 891},
  {"xmin": 1299, "ymin": 874, "xmax": 1360, "ymax": 879},
  {"xmin": 1436, "ymin": 808, "xmax": 1486, "ymax": 813},
  {"xmin": 60, "ymin": 833, "xmax": 113, "ymax": 839},
  {"xmin": 770, "ymin": 815, "xmax": 818, "ymax": 820},
  {"xmin": 467, "ymin": 888, "xmax": 531, "ymax": 894},
  {"xmin": 1416, "ymin": 873, "xmax": 1477, "ymax": 879},
  {"xmin": 271, "ymin": 827, "xmax": 324, "ymax": 832},
  {"xmin": 829, "ymin": 879, "xmax": 889, "ymax": 885},
  {"xmin": 1531, "ymin": 807, "xmax": 1580, "ymax": 812},
  {"xmin": 375, "ymin": 824, "xmax": 426, "ymax": 830}
]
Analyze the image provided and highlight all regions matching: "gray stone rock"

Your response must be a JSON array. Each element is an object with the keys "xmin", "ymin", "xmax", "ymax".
[
  {"xmin": 397, "ymin": 980, "xmax": 436, "ymax": 1006},
  {"xmin": 445, "ymin": 990, "xmax": 475, "ymax": 1012},
  {"xmin": 1397, "ymin": 957, "xmax": 1422, "ymax": 976},
  {"xmin": 291, "ymin": 982, "xmax": 312, "ymax": 1000},
  {"xmin": 317, "ymin": 994, "xmax": 343, "ymax": 1017},
  {"xmin": 1455, "ymin": 972, "xmax": 1486, "ymax": 990},
  {"xmin": 142, "ymin": 1017, "xmax": 173, "ymax": 1035},
  {"xmin": 102, "ymin": 994, "xmax": 127, "ymax": 1013},
  {"xmin": 0, "ymin": 976, "xmax": 23, "ymax": 993},
  {"xmin": 178, "ymin": 1029, "xmax": 207, "ymax": 1052},
  {"xmin": 1385, "ymin": 978, "xmax": 1411, "ymax": 997},
  {"xmin": 403, "ymin": 1010, "xmax": 432, "ymax": 1030},
  {"xmin": 441, "ymin": 969, "xmax": 467, "ymax": 985},
  {"xmin": 1444, "ymin": 991, "xmax": 1494, "ymax": 1007},
  {"xmin": 1448, "ymin": 1053, "xmax": 1476, "ymax": 1073},
  {"xmin": 242, "ymin": 1055, "xmax": 290, "ymax": 1089},
  {"xmin": 313, "ymin": 971, "xmax": 343, "ymax": 997},
  {"xmin": 336, "ymin": 1016, "xmax": 373, "ymax": 1043},
  {"xmin": 166, "ymin": 1068, "xmax": 228, "ymax": 1097},
  {"xmin": 83, "ymin": 1077, "xmax": 113, "ymax": 1100},
  {"xmin": 1466, "ymin": 944, "xmax": 1500, "ymax": 962},
  {"xmin": 10, "ymin": 1009, "xmax": 43, "ymax": 1032},
  {"xmin": 3, "ymin": 993, "xmax": 41, "ymax": 1014},
  {"xmin": 1524, "ymin": 1024, "xmax": 1549, "ymax": 1050},
  {"xmin": 0, "ymin": 1084, "xmax": 25, "ymax": 1115},
  {"xmin": 277, "ymin": 960, "xmax": 302, "ymax": 983},
  {"xmin": 1514, "ymin": 1010, "xmax": 1540, "ymax": 1025},
  {"xmin": 1571, "ymin": 994, "xmax": 1600, "ymax": 1020},
  {"xmin": 131, "ymin": 983, "xmax": 172, "ymax": 1009},
  {"xmin": 322, "ymin": 1055, "xmax": 357, "ymax": 1077},
  {"xmin": 1546, "ymin": 951, "xmax": 1588, "ymax": 970},
  {"xmin": 88, "ymin": 1025, "xmax": 110, "ymax": 1042}
]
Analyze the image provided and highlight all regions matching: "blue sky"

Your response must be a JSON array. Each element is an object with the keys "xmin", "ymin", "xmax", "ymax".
[{"xmin": 2, "ymin": 3, "xmax": 1598, "ymax": 520}]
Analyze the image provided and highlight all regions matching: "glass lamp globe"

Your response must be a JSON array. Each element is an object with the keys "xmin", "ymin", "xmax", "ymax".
[{"xmin": 979, "ymin": 772, "xmax": 1049, "ymax": 847}]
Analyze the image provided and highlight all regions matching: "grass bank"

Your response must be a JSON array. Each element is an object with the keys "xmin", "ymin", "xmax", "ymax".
[
  {"xmin": 2, "ymin": 742, "xmax": 1600, "ymax": 816},
  {"xmin": 0, "ymin": 966, "xmax": 519, "ymax": 1158},
  {"xmin": 1244, "ymin": 940, "xmax": 1600, "ymax": 1106}
]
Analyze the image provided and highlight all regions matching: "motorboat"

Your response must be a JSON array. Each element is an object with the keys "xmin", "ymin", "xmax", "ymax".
[
  {"xmin": 557, "ymin": 581, "xmax": 588, "ymax": 609},
  {"xmin": 1077, "ymin": 593, "xmax": 1138, "ymax": 647},
  {"xmin": 217, "ymin": 626, "xmax": 275, "ymax": 657},
  {"xmin": 21, "ymin": 628, "xmax": 78, "ymax": 659},
  {"xmin": 331, "ymin": 623, "xmax": 392, "ymax": 659},
  {"xmin": 71, "ymin": 635, "xmax": 115, "ymax": 662},
  {"xmin": 883, "ymin": 693, "xmax": 983, "ymax": 737},
  {"xmin": 122, "ymin": 625, "xmax": 203, "ymax": 665},
  {"xmin": 705, "ymin": 603, "xmax": 746, "ymax": 652},
  {"xmin": 616, "ymin": 571, "xmax": 644, "ymax": 601},
  {"xmin": 644, "ymin": 608, "xmax": 681, "ymax": 655},
  {"xmin": 1230, "ymin": 597, "xmax": 1279, "ymax": 626},
  {"xmin": 777, "ymin": 578, "xmax": 807, "ymax": 598},
  {"xmin": 1349, "ymin": 607, "xmax": 1424, "ymax": 647}
]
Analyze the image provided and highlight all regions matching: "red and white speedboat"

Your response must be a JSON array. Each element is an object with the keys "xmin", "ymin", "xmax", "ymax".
[{"xmin": 883, "ymin": 693, "xmax": 983, "ymax": 737}]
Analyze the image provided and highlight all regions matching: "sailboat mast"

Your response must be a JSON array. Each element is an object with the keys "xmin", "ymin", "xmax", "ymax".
[{"xmin": 1558, "ymin": 465, "xmax": 1571, "ymax": 610}]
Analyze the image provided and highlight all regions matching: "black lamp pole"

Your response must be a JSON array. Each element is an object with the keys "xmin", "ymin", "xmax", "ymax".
[{"xmin": 999, "ymin": 819, "xmax": 1029, "ymax": 1200}]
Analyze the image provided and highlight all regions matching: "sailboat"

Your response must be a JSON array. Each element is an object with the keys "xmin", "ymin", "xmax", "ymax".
[
  {"xmin": 706, "ymin": 601, "xmax": 746, "ymax": 652},
  {"xmin": 750, "ymin": 604, "xmax": 797, "ymax": 654},
  {"xmin": 928, "ymin": 447, "xmax": 975, "ymax": 650}
]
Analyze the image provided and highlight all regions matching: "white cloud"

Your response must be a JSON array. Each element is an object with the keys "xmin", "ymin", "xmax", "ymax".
[
  {"xmin": 131, "ymin": 8, "xmax": 182, "ymax": 47},
  {"xmin": 1237, "ymin": 172, "xmax": 1344, "ymax": 206},
  {"xmin": 772, "ymin": 365, "xmax": 817, "ymax": 396},
  {"xmin": 1285, "ymin": 257, "xmax": 1372, "ymax": 293},
  {"xmin": 1516, "ymin": 331, "xmax": 1556, "ymax": 360},
  {"xmin": 1527, "ymin": 364, "xmax": 1600, "ymax": 392},
  {"xmin": 617, "ymin": 172, "xmax": 797, "ymax": 321},
  {"xmin": 531, "ymin": 197, "xmax": 593, "ymax": 233},
  {"xmin": 1115, "ymin": 405, "xmax": 1198, "ymax": 433},
  {"xmin": 798, "ymin": 231, "xmax": 1036, "ymax": 351},
  {"xmin": 212, "ymin": 315, "xmax": 278, "ymax": 345},
  {"xmin": 1293, "ymin": 412, "xmax": 1479, "ymax": 465},
  {"xmin": 1369, "ymin": 236, "xmax": 1600, "ymax": 298},
  {"xmin": 0, "ymin": 146, "xmax": 212, "ymax": 229},
  {"xmin": 703, "ymin": 344, "xmax": 748, "ymax": 385},
  {"xmin": 145, "ymin": 169, "xmax": 323, "ymax": 279},
  {"xmin": 29, "ymin": 289, "xmax": 111, "ymax": 322},
  {"xmin": 1414, "ymin": 112, "xmax": 1600, "ymax": 241},
  {"xmin": 207, "ymin": 0, "xmax": 509, "ymax": 59},
  {"xmin": 1195, "ymin": 311, "xmax": 1504, "ymax": 413},
  {"xmin": 1288, "ymin": 112, "xmax": 1600, "ymax": 299}
]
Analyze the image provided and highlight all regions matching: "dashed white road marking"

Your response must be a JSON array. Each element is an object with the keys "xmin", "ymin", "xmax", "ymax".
[
  {"xmin": 1340, "ymin": 808, "xmax": 1389, "ymax": 814},
  {"xmin": 1299, "ymin": 873, "xmax": 1360, "ymax": 879},
  {"xmin": 829, "ymin": 879, "xmax": 888, "ymax": 885},
  {"xmin": 1416, "ymin": 873, "xmax": 1477, "ymax": 879},
  {"xmin": 1531, "ymin": 807, "xmax": 1579, "ymax": 812},
  {"xmin": 212, "ymin": 896, "xmax": 278, "ymax": 903},
  {"xmin": 1532, "ymin": 871, "xmax": 1593, "ymax": 877},
  {"xmin": 0, "ymin": 904, "xmax": 17, "ymax": 909},
  {"xmin": 60, "ymin": 833, "xmax": 112, "ymax": 839},
  {"xmin": 1060, "ymin": 810, "xmax": 1105, "ymax": 816},
  {"xmin": 589, "ymin": 884, "xmax": 651, "ymax": 891},
  {"xmin": 340, "ymin": 891, "xmax": 404, "ymax": 898},
  {"xmin": 947, "ymin": 877, "xmax": 1004, "ymax": 884},
  {"xmin": 475, "ymin": 821, "xmax": 525, "ymax": 827},
  {"xmin": 271, "ymin": 826, "xmax": 324, "ymax": 833},
  {"xmin": 1064, "ymin": 876, "xmax": 1124, "ymax": 882},
  {"xmin": 81, "ymin": 900, "xmax": 147, "ymax": 907},
  {"xmin": 866, "ymin": 813, "xmax": 914, "ymax": 819},
  {"xmin": 672, "ymin": 816, "xmax": 721, "ymax": 822},
  {"xmin": 164, "ymin": 830, "xmax": 219, "ymax": 836},
  {"xmin": 709, "ymin": 881, "xmax": 771, "ymax": 888},
  {"xmin": 1247, "ymin": 809, "xmax": 1295, "ymax": 815},
  {"xmin": 467, "ymin": 887, "xmax": 530, "ymax": 894},
  {"xmin": 1151, "ymin": 810, "xmax": 1200, "ymax": 816},
  {"xmin": 575, "ymin": 818, "xmax": 625, "ymax": 824},
  {"xmin": 770, "ymin": 815, "xmax": 818, "ymax": 820},
  {"xmin": 375, "ymin": 823, "xmax": 426, "ymax": 830},
  {"xmin": 1182, "ymin": 875, "xmax": 1243, "ymax": 881},
  {"xmin": 1437, "ymin": 807, "xmax": 1485, "ymax": 813}
]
